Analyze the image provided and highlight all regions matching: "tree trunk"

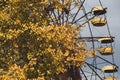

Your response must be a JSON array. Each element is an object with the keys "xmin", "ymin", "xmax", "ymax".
[
  {"xmin": 60, "ymin": 66, "xmax": 82, "ymax": 80},
  {"xmin": 74, "ymin": 67, "xmax": 82, "ymax": 80}
]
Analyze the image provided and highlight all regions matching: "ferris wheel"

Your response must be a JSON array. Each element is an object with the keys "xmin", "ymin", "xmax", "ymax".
[
  {"xmin": 78, "ymin": 0, "xmax": 119, "ymax": 80},
  {"xmin": 46, "ymin": 0, "xmax": 119, "ymax": 80}
]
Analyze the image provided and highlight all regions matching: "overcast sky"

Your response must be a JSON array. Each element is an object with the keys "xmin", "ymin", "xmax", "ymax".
[{"xmin": 81, "ymin": 0, "xmax": 120, "ymax": 79}]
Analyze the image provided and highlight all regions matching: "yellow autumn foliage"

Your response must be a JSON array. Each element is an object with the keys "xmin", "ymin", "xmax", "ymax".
[{"xmin": 0, "ymin": 0, "xmax": 89, "ymax": 79}]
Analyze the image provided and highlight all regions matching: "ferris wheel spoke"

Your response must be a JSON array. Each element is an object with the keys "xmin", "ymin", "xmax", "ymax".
[
  {"xmin": 86, "ymin": 62, "xmax": 103, "ymax": 80},
  {"xmin": 72, "ymin": 0, "xmax": 86, "ymax": 23},
  {"xmin": 80, "ymin": 68, "xmax": 89, "ymax": 80},
  {"xmin": 97, "ymin": 56, "xmax": 118, "ymax": 68}
]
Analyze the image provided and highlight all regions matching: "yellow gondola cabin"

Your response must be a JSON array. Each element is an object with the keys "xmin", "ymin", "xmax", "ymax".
[
  {"xmin": 92, "ymin": 6, "xmax": 107, "ymax": 15},
  {"xmin": 98, "ymin": 47, "xmax": 113, "ymax": 55},
  {"xmin": 102, "ymin": 65, "xmax": 118, "ymax": 73},
  {"xmin": 98, "ymin": 37, "xmax": 114, "ymax": 43},
  {"xmin": 104, "ymin": 77, "xmax": 116, "ymax": 80},
  {"xmin": 91, "ymin": 17, "xmax": 107, "ymax": 26}
]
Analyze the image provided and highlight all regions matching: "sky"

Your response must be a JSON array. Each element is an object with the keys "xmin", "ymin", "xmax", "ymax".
[
  {"xmin": 106, "ymin": 0, "xmax": 120, "ymax": 79},
  {"xmin": 80, "ymin": 0, "xmax": 120, "ymax": 79}
]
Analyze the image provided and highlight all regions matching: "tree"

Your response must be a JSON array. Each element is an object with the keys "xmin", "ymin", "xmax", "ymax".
[{"xmin": 0, "ymin": 0, "xmax": 90, "ymax": 79}]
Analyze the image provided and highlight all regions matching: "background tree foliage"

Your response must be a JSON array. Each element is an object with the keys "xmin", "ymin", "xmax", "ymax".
[{"xmin": 0, "ymin": 0, "xmax": 90, "ymax": 80}]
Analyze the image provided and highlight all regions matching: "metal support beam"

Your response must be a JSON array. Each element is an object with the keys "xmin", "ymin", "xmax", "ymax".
[
  {"xmin": 86, "ymin": 62, "xmax": 103, "ymax": 80},
  {"xmin": 97, "ymin": 56, "xmax": 119, "ymax": 68},
  {"xmin": 85, "ymin": 62, "xmax": 102, "ymax": 71},
  {"xmin": 76, "ymin": 36, "xmax": 115, "ymax": 42},
  {"xmin": 80, "ymin": 68, "xmax": 88, "ymax": 80}
]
